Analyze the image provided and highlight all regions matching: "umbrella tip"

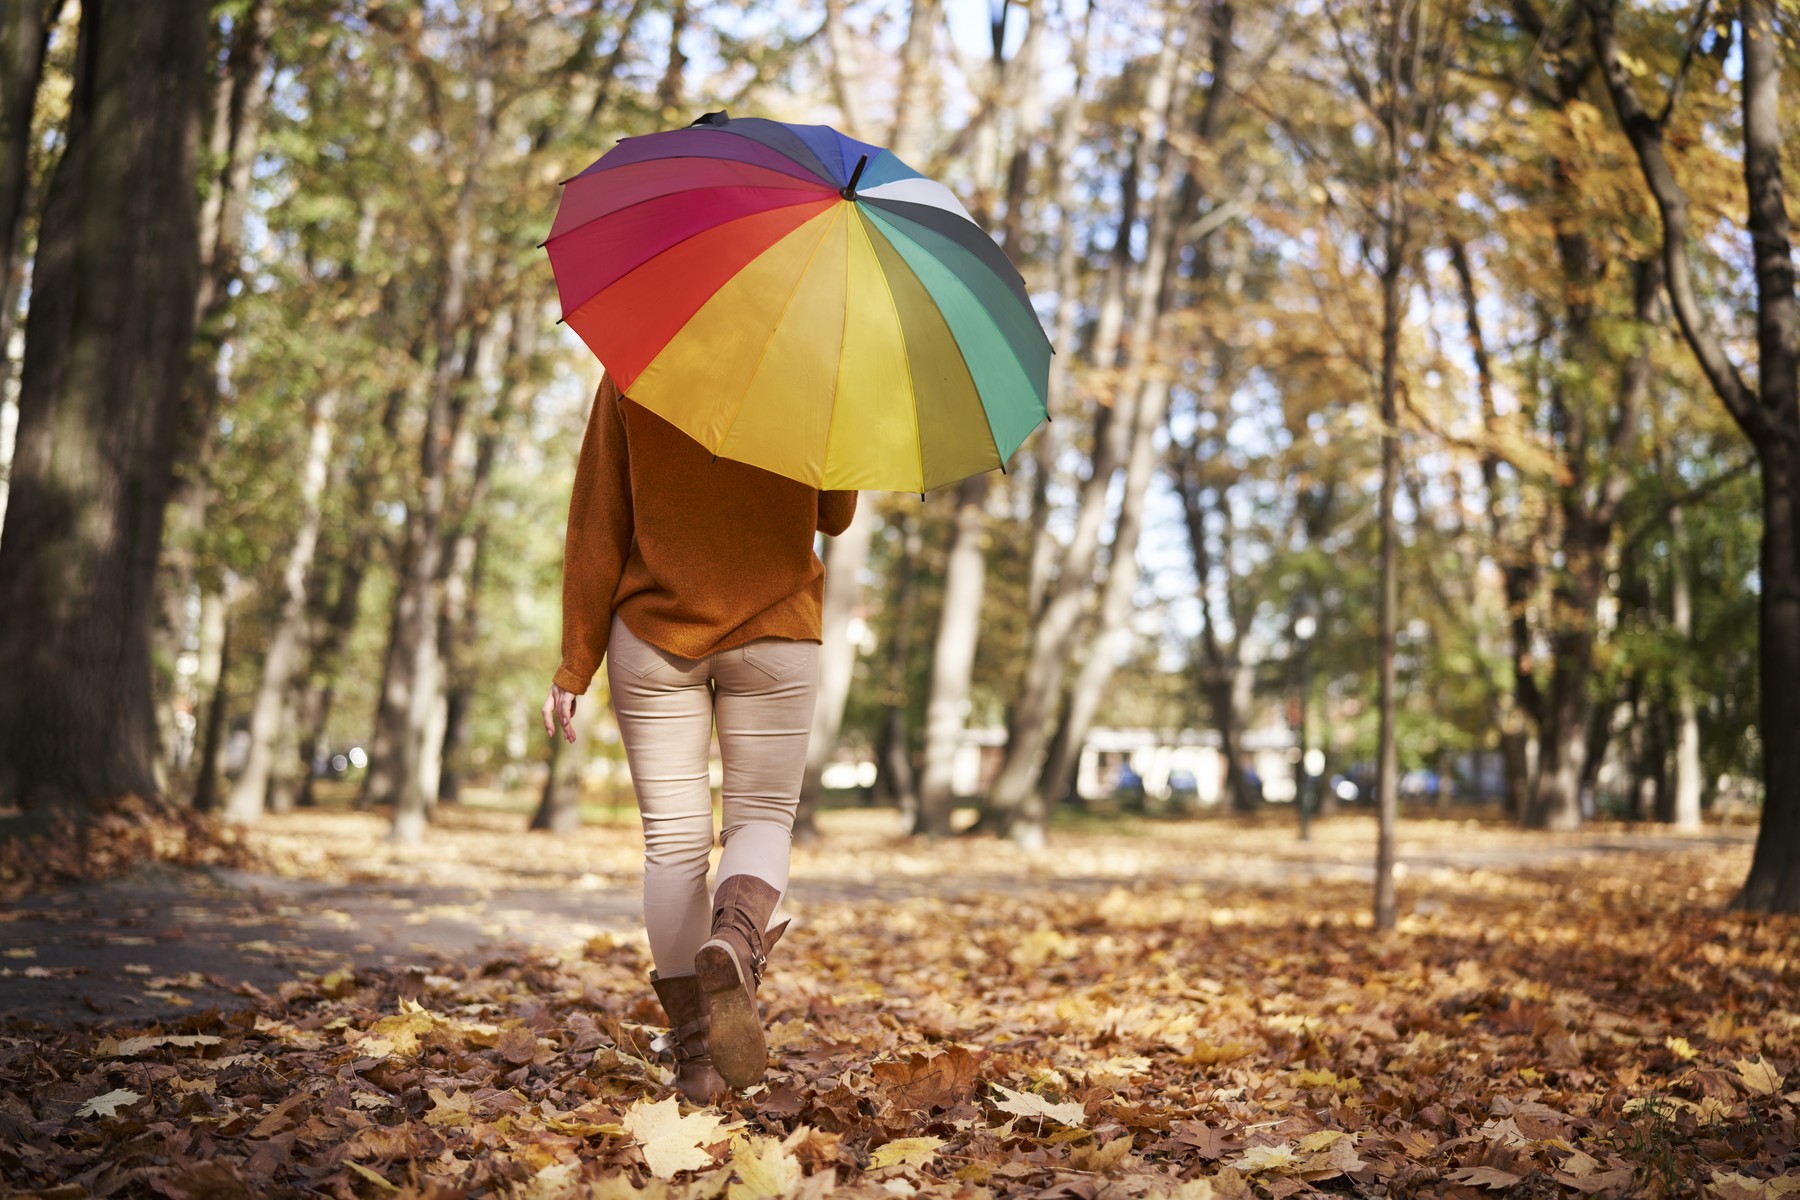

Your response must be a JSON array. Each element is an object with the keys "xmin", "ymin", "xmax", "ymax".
[{"xmin": 841, "ymin": 154, "xmax": 870, "ymax": 201}]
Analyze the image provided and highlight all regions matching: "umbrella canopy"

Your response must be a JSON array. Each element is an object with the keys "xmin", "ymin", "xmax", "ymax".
[{"xmin": 544, "ymin": 114, "xmax": 1050, "ymax": 492}]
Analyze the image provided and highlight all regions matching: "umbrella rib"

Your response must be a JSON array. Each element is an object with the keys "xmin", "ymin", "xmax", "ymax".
[
  {"xmin": 863, "ymin": 209, "xmax": 1024, "ymax": 467},
  {"xmin": 713, "ymin": 206, "xmax": 843, "ymax": 476},
  {"xmin": 542, "ymin": 183, "xmax": 828, "ymax": 251},
  {"xmin": 852, "ymin": 209, "xmax": 925, "ymax": 494},
  {"xmin": 858, "ymin": 209, "xmax": 996, "ymax": 491}
]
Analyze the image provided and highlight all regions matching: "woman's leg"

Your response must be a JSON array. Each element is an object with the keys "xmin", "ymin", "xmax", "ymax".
[
  {"xmin": 697, "ymin": 637, "xmax": 820, "ymax": 1088},
  {"xmin": 711, "ymin": 637, "xmax": 821, "ymax": 893},
  {"xmin": 606, "ymin": 618, "xmax": 717, "ymax": 976}
]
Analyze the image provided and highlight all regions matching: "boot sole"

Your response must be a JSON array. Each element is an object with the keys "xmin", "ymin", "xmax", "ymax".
[{"xmin": 695, "ymin": 938, "xmax": 765, "ymax": 1089}]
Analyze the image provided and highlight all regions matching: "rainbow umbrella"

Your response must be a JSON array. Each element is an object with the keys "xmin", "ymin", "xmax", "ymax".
[{"xmin": 544, "ymin": 113, "xmax": 1050, "ymax": 493}]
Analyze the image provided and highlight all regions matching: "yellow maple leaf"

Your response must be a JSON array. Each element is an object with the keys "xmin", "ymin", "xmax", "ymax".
[
  {"xmin": 989, "ymin": 1083, "xmax": 1085, "ymax": 1127},
  {"xmin": 868, "ymin": 1136, "xmax": 944, "ymax": 1170},
  {"xmin": 1235, "ymin": 1143, "xmax": 1298, "ymax": 1174},
  {"xmin": 728, "ymin": 1134, "xmax": 802, "ymax": 1199},
  {"xmin": 423, "ymin": 1088, "xmax": 474, "ymax": 1128},
  {"xmin": 1666, "ymin": 1036, "xmax": 1699, "ymax": 1061},
  {"xmin": 1734, "ymin": 1056, "xmax": 1783, "ymax": 1096},
  {"xmin": 622, "ymin": 1095, "xmax": 727, "ymax": 1180}
]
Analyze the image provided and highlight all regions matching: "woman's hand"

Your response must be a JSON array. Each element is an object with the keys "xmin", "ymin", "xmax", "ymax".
[{"xmin": 542, "ymin": 683, "xmax": 578, "ymax": 744}]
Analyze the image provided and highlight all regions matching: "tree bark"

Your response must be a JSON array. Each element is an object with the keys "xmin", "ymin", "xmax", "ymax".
[{"xmin": 0, "ymin": 0, "xmax": 210, "ymax": 812}]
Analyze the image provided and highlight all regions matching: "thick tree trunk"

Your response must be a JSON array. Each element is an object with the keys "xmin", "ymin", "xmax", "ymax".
[
  {"xmin": 794, "ymin": 501, "xmax": 876, "ymax": 838},
  {"xmin": 0, "ymin": 0, "xmax": 209, "ymax": 812},
  {"xmin": 1592, "ymin": 0, "xmax": 1800, "ymax": 910},
  {"xmin": 917, "ymin": 478, "xmax": 988, "ymax": 837},
  {"xmin": 224, "ymin": 391, "xmax": 337, "ymax": 823},
  {"xmin": 1735, "ymin": 3, "xmax": 1800, "ymax": 907}
]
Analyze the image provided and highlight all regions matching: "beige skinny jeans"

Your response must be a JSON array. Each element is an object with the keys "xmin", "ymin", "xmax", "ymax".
[{"xmin": 606, "ymin": 616, "xmax": 820, "ymax": 975}]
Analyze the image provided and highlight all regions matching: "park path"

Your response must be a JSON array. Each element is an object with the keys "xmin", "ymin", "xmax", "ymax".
[{"xmin": 0, "ymin": 827, "xmax": 1752, "ymax": 1026}]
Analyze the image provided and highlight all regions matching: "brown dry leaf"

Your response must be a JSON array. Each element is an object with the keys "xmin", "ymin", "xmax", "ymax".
[
  {"xmin": 496, "ymin": 1024, "xmax": 542, "ymax": 1065},
  {"xmin": 1070, "ymin": 1133, "xmax": 1133, "ymax": 1172},
  {"xmin": 1447, "ymin": 1165, "xmax": 1525, "ymax": 1188}
]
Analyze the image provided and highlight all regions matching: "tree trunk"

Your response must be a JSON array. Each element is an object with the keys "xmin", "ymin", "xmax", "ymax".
[
  {"xmin": 917, "ymin": 478, "xmax": 988, "ymax": 837},
  {"xmin": 1668, "ymin": 496, "xmax": 1703, "ymax": 830},
  {"xmin": 1039, "ymin": 378, "xmax": 1171, "ymax": 810},
  {"xmin": 873, "ymin": 512, "xmax": 921, "ymax": 823},
  {"xmin": 1592, "ymin": 0, "xmax": 1800, "ymax": 911},
  {"xmin": 440, "ymin": 296, "xmax": 541, "ymax": 806},
  {"xmin": 532, "ymin": 723, "xmax": 585, "ymax": 834},
  {"xmin": 0, "ymin": 0, "xmax": 210, "ymax": 812},
  {"xmin": 985, "ymin": 4, "xmax": 1197, "ymax": 837},
  {"xmin": 191, "ymin": 588, "xmax": 234, "ymax": 814},
  {"xmin": 224, "ymin": 391, "xmax": 337, "ymax": 823},
  {"xmin": 155, "ymin": 0, "xmax": 273, "ymax": 780},
  {"xmin": 0, "ymin": 0, "xmax": 64, "ymax": 369},
  {"xmin": 377, "ymin": 34, "xmax": 495, "ymax": 845},
  {"xmin": 794, "ymin": 501, "xmax": 876, "ymax": 838},
  {"xmin": 1372, "ymin": 0, "xmax": 1409, "ymax": 933}
]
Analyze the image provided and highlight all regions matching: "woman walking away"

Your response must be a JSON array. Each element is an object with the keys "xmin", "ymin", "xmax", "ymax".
[{"xmin": 541, "ymin": 374, "xmax": 856, "ymax": 1104}]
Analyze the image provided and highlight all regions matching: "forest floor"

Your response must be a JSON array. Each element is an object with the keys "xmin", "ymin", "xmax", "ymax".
[{"xmin": 0, "ymin": 798, "xmax": 1794, "ymax": 1199}]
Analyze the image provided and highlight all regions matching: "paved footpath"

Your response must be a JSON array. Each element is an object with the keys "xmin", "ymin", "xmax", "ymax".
[{"xmin": 0, "ymin": 830, "xmax": 1751, "ymax": 1027}]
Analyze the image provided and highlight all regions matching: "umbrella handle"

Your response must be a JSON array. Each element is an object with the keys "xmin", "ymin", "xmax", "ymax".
[{"xmin": 840, "ymin": 154, "xmax": 869, "ymax": 201}]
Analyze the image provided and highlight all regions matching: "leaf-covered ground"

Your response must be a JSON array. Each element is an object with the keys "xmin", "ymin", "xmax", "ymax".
[{"xmin": 1, "ymin": 804, "xmax": 1796, "ymax": 1199}]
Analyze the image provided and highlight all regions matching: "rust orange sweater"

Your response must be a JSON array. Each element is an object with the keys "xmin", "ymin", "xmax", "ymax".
[{"xmin": 554, "ymin": 375, "xmax": 858, "ymax": 695}]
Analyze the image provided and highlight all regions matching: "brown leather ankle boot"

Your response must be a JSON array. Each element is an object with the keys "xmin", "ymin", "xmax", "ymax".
[
  {"xmin": 649, "ymin": 972, "xmax": 727, "ymax": 1105},
  {"xmin": 694, "ymin": 875, "xmax": 790, "ymax": 1090}
]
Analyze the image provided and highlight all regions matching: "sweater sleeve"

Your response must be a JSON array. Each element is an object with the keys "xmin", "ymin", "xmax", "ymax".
[
  {"xmin": 818, "ymin": 489, "xmax": 857, "ymax": 537},
  {"xmin": 554, "ymin": 377, "xmax": 634, "ymax": 695}
]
